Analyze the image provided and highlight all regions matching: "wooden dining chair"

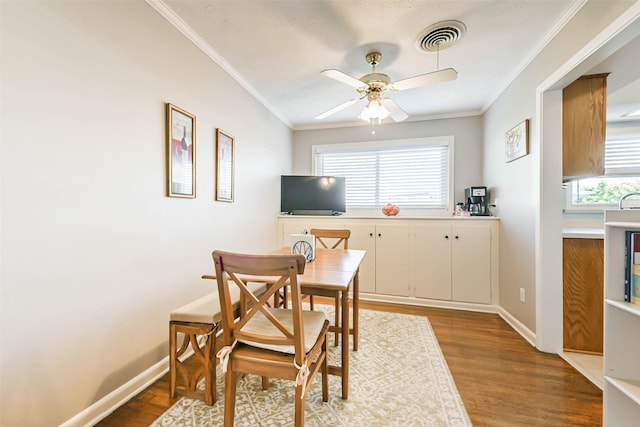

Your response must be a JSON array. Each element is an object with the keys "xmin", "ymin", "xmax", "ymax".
[
  {"xmin": 212, "ymin": 250, "xmax": 329, "ymax": 427},
  {"xmin": 311, "ymin": 228, "xmax": 351, "ymax": 250},
  {"xmin": 309, "ymin": 228, "xmax": 351, "ymax": 345}
]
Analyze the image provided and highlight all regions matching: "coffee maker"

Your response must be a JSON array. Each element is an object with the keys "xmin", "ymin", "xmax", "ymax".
[{"xmin": 464, "ymin": 186, "xmax": 489, "ymax": 216}]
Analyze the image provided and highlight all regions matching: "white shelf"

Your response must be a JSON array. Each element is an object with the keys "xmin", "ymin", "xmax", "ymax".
[
  {"xmin": 604, "ymin": 209, "xmax": 640, "ymax": 425},
  {"xmin": 605, "ymin": 221, "xmax": 640, "ymax": 229},
  {"xmin": 606, "ymin": 377, "xmax": 640, "ymax": 406},
  {"xmin": 605, "ymin": 299, "xmax": 640, "ymax": 317}
]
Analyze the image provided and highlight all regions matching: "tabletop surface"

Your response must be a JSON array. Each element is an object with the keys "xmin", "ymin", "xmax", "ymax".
[{"xmin": 203, "ymin": 247, "xmax": 366, "ymax": 289}]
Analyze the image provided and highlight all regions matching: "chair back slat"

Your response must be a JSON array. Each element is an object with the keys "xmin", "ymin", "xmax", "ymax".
[
  {"xmin": 310, "ymin": 228, "xmax": 351, "ymax": 249},
  {"xmin": 213, "ymin": 250, "xmax": 307, "ymax": 359}
]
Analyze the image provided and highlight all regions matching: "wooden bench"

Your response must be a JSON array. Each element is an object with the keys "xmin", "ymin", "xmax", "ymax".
[{"xmin": 169, "ymin": 281, "xmax": 266, "ymax": 405}]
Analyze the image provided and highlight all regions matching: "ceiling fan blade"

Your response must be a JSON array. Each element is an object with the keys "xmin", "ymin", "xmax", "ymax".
[
  {"xmin": 391, "ymin": 67, "xmax": 458, "ymax": 91},
  {"xmin": 315, "ymin": 97, "xmax": 361, "ymax": 120},
  {"xmin": 383, "ymin": 99, "xmax": 409, "ymax": 122},
  {"xmin": 321, "ymin": 69, "xmax": 367, "ymax": 89}
]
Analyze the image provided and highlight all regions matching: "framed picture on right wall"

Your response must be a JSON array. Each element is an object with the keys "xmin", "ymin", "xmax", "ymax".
[{"xmin": 505, "ymin": 119, "xmax": 529, "ymax": 163}]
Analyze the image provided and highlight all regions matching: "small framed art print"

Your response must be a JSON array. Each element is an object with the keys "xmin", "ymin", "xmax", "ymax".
[
  {"xmin": 215, "ymin": 128, "xmax": 235, "ymax": 202},
  {"xmin": 505, "ymin": 119, "xmax": 529, "ymax": 163},
  {"xmin": 166, "ymin": 103, "xmax": 196, "ymax": 198}
]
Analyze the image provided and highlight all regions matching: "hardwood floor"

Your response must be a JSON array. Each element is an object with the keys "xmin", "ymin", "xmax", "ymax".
[{"xmin": 96, "ymin": 300, "xmax": 602, "ymax": 426}]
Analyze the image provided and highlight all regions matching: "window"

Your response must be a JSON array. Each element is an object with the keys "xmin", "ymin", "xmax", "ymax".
[
  {"xmin": 313, "ymin": 136, "xmax": 454, "ymax": 213},
  {"xmin": 566, "ymin": 130, "xmax": 640, "ymax": 210},
  {"xmin": 569, "ymin": 177, "xmax": 640, "ymax": 207}
]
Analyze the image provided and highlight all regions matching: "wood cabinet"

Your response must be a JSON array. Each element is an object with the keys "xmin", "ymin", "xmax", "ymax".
[
  {"xmin": 415, "ymin": 224, "xmax": 491, "ymax": 303},
  {"xmin": 603, "ymin": 210, "xmax": 640, "ymax": 426},
  {"xmin": 279, "ymin": 216, "xmax": 498, "ymax": 306},
  {"xmin": 562, "ymin": 238, "xmax": 603, "ymax": 354},
  {"xmin": 562, "ymin": 73, "xmax": 608, "ymax": 181}
]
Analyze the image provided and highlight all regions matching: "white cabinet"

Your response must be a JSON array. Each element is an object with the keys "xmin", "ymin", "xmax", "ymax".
[
  {"xmin": 603, "ymin": 210, "xmax": 640, "ymax": 426},
  {"xmin": 415, "ymin": 224, "xmax": 491, "ymax": 303},
  {"xmin": 349, "ymin": 223, "xmax": 410, "ymax": 296},
  {"xmin": 281, "ymin": 219, "xmax": 345, "ymax": 243},
  {"xmin": 415, "ymin": 225, "xmax": 451, "ymax": 300},
  {"xmin": 347, "ymin": 224, "xmax": 376, "ymax": 294},
  {"xmin": 278, "ymin": 216, "xmax": 498, "ymax": 306}
]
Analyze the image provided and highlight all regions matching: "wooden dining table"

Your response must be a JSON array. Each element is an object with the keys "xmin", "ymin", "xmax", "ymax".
[{"xmin": 203, "ymin": 246, "xmax": 366, "ymax": 399}]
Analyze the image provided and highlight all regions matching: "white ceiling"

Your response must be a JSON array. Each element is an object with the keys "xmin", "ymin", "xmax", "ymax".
[{"xmin": 155, "ymin": 0, "xmax": 636, "ymax": 129}]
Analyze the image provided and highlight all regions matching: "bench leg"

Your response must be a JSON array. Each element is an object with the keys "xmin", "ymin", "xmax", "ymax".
[{"xmin": 169, "ymin": 321, "xmax": 217, "ymax": 405}]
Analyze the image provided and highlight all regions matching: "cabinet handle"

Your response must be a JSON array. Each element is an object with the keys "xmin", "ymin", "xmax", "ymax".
[
  {"xmin": 369, "ymin": 232, "xmax": 374, "ymax": 237},
  {"xmin": 378, "ymin": 233, "xmax": 382, "ymax": 237},
  {"xmin": 455, "ymin": 235, "xmax": 459, "ymax": 239},
  {"xmin": 445, "ymin": 235, "xmax": 449, "ymax": 239}
]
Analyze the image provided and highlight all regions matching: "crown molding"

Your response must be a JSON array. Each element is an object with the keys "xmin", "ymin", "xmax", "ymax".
[
  {"xmin": 481, "ymin": 0, "xmax": 588, "ymax": 113},
  {"xmin": 146, "ymin": 0, "xmax": 292, "ymax": 128}
]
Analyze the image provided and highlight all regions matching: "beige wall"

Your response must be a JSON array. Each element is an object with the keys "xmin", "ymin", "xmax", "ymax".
[{"xmin": 0, "ymin": 2, "xmax": 291, "ymax": 425}]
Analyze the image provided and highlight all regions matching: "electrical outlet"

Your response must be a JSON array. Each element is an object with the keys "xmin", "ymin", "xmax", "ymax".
[{"xmin": 519, "ymin": 288, "xmax": 526, "ymax": 303}]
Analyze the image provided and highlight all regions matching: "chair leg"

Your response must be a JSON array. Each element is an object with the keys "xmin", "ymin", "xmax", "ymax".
[
  {"xmin": 224, "ymin": 369, "xmax": 238, "ymax": 427},
  {"xmin": 294, "ymin": 383, "xmax": 305, "ymax": 427},
  {"xmin": 203, "ymin": 331, "xmax": 217, "ymax": 405},
  {"xmin": 273, "ymin": 286, "xmax": 288, "ymax": 308},
  {"xmin": 321, "ymin": 334, "xmax": 329, "ymax": 402},
  {"xmin": 309, "ymin": 295, "xmax": 314, "ymax": 310},
  {"xmin": 169, "ymin": 323, "xmax": 177, "ymax": 399}
]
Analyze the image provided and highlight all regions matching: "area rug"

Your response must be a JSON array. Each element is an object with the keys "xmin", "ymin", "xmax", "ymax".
[{"xmin": 152, "ymin": 308, "xmax": 472, "ymax": 427}]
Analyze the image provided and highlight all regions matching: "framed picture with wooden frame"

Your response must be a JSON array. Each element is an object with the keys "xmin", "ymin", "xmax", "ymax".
[
  {"xmin": 215, "ymin": 128, "xmax": 235, "ymax": 202},
  {"xmin": 166, "ymin": 103, "xmax": 196, "ymax": 198},
  {"xmin": 505, "ymin": 119, "xmax": 529, "ymax": 163}
]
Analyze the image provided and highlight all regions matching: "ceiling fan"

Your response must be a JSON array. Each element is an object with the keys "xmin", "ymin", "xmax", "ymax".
[{"xmin": 315, "ymin": 51, "xmax": 457, "ymax": 124}]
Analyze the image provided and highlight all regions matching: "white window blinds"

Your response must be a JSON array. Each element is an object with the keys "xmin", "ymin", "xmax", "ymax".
[
  {"xmin": 314, "ymin": 137, "xmax": 452, "ymax": 209},
  {"xmin": 605, "ymin": 133, "xmax": 640, "ymax": 175}
]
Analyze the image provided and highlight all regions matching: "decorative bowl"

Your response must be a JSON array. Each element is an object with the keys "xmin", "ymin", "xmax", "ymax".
[{"xmin": 381, "ymin": 203, "xmax": 400, "ymax": 216}]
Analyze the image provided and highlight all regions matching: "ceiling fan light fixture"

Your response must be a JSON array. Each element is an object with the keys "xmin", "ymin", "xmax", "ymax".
[{"xmin": 359, "ymin": 100, "xmax": 390, "ymax": 123}]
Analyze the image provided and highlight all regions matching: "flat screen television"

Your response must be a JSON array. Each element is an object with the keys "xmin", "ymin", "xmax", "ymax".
[{"xmin": 280, "ymin": 175, "xmax": 346, "ymax": 215}]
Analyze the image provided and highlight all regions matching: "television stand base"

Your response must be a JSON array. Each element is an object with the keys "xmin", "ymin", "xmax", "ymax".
[{"xmin": 291, "ymin": 210, "xmax": 341, "ymax": 216}]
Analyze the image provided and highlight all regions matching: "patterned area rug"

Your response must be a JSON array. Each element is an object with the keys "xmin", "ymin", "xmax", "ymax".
[{"xmin": 152, "ymin": 308, "xmax": 472, "ymax": 427}]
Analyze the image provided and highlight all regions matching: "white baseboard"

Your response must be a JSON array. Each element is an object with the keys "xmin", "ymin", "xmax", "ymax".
[
  {"xmin": 360, "ymin": 293, "xmax": 501, "ymax": 314},
  {"xmin": 495, "ymin": 305, "xmax": 537, "ymax": 347},
  {"xmin": 361, "ymin": 293, "xmax": 538, "ymax": 347},
  {"xmin": 59, "ymin": 357, "xmax": 170, "ymax": 427}
]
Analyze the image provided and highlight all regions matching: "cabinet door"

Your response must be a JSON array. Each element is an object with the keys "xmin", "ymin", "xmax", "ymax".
[
  {"xmin": 347, "ymin": 224, "xmax": 376, "ymax": 293},
  {"xmin": 414, "ymin": 225, "xmax": 452, "ymax": 300},
  {"xmin": 563, "ymin": 238, "xmax": 603, "ymax": 354},
  {"xmin": 562, "ymin": 74, "xmax": 607, "ymax": 180},
  {"xmin": 451, "ymin": 226, "xmax": 491, "ymax": 303},
  {"xmin": 374, "ymin": 224, "xmax": 410, "ymax": 296}
]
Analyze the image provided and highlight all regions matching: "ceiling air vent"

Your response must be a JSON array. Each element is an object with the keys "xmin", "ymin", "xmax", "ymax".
[{"xmin": 416, "ymin": 20, "xmax": 467, "ymax": 52}]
